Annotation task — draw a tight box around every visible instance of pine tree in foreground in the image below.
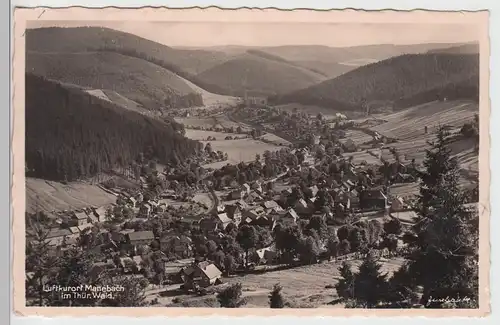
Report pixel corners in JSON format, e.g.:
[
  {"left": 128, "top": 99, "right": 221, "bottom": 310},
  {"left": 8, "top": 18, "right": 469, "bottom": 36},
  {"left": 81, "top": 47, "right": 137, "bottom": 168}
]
[
  {"left": 269, "top": 283, "right": 285, "bottom": 308},
  {"left": 353, "top": 252, "right": 389, "bottom": 308},
  {"left": 404, "top": 126, "right": 479, "bottom": 308},
  {"left": 335, "top": 262, "right": 355, "bottom": 301}
]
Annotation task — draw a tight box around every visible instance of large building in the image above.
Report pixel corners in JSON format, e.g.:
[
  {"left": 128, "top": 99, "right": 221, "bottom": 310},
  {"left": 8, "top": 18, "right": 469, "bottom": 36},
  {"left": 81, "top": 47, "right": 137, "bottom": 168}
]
[{"left": 244, "top": 91, "right": 267, "bottom": 107}]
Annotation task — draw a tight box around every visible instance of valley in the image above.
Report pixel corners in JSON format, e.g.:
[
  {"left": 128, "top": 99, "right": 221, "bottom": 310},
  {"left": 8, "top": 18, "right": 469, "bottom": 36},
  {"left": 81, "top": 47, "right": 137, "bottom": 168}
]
[{"left": 24, "top": 25, "right": 480, "bottom": 310}]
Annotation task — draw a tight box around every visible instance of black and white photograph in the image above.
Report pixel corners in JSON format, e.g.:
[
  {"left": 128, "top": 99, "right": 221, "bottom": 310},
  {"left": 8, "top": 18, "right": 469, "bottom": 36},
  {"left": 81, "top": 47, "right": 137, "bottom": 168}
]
[{"left": 16, "top": 8, "right": 487, "bottom": 313}]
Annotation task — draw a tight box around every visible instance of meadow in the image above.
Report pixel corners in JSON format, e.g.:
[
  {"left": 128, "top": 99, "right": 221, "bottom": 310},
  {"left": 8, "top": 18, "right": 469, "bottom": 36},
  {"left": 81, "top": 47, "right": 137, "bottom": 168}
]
[
  {"left": 201, "top": 138, "right": 285, "bottom": 167},
  {"left": 157, "top": 257, "right": 405, "bottom": 308},
  {"left": 26, "top": 177, "right": 116, "bottom": 214}
]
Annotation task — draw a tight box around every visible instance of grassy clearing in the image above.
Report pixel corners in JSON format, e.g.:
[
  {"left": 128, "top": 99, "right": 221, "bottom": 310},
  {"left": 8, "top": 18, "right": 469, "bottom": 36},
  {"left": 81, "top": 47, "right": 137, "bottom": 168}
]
[
  {"left": 258, "top": 133, "right": 292, "bottom": 146},
  {"left": 274, "top": 103, "right": 343, "bottom": 119},
  {"left": 342, "top": 151, "right": 383, "bottom": 166},
  {"left": 175, "top": 115, "right": 252, "bottom": 132},
  {"left": 339, "top": 130, "right": 373, "bottom": 146},
  {"left": 184, "top": 129, "right": 244, "bottom": 141},
  {"left": 201, "top": 139, "right": 285, "bottom": 165},
  {"left": 26, "top": 177, "right": 116, "bottom": 214},
  {"left": 160, "top": 257, "right": 405, "bottom": 308},
  {"left": 370, "top": 100, "right": 477, "bottom": 141}
]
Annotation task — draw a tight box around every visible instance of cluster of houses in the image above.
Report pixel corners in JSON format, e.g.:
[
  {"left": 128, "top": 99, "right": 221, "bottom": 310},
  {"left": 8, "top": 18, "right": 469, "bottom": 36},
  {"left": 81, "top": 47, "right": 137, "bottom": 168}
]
[{"left": 32, "top": 206, "right": 111, "bottom": 247}]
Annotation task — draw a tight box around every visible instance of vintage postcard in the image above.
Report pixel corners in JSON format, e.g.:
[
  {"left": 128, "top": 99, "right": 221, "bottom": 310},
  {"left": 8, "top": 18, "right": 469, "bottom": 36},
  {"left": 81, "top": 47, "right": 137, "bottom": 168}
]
[{"left": 12, "top": 7, "right": 490, "bottom": 317}]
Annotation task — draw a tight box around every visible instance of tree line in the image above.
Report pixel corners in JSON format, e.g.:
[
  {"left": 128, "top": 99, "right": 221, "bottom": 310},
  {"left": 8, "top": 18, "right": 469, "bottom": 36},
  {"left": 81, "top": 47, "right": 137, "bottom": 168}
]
[
  {"left": 270, "top": 53, "right": 479, "bottom": 111},
  {"left": 25, "top": 73, "right": 203, "bottom": 182}
]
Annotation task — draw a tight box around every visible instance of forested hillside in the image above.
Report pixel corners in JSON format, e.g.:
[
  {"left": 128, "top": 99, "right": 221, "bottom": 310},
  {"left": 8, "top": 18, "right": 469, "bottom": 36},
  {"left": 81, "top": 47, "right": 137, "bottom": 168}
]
[
  {"left": 25, "top": 74, "right": 202, "bottom": 182},
  {"left": 197, "top": 52, "right": 325, "bottom": 97},
  {"left": 27, "top": 51, "right": 203, "bottom": 110},
  {"left": 270, "top": 53, "right": 479, "bottom": 111},
  {"left": 26, "top": 27, "right": 229, "bottom": 74},
  {"left": 26, "top": 27, "right": 234, "bottom": 97}
]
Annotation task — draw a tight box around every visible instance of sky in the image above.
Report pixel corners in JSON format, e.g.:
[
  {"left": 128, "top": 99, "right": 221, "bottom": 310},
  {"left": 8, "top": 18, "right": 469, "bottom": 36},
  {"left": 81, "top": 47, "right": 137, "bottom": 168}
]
[{"left": 29, "top": 21, "right": 480, "bottom": 48}]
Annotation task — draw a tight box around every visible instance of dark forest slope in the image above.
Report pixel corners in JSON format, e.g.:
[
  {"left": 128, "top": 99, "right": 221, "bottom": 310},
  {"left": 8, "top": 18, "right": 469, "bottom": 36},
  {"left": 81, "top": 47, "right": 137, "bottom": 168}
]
[
  {"left": 197, "top": 52, "right": 326, "bottom": 97},
  {"left": 27, "top": 51, "right": 203, "bottom": 110},
  {"left": 270, "top": 53, "right": 479, "bottom": 111},
  {"left": 25, "top": 74, "right": 202, "bottom": 182}
]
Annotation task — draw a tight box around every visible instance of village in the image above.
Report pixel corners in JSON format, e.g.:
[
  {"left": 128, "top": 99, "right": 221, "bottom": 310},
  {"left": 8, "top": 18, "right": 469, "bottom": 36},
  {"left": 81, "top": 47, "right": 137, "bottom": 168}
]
[{"left": 25, "top": 98, "right": 479, "bottom": 307}]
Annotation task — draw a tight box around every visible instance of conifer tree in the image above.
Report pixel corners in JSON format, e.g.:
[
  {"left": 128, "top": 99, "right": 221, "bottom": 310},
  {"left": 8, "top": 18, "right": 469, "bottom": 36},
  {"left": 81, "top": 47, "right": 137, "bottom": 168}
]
[
  {"left": 406, "top": 126, "right": 479, "bottom": 307},
  {"left": 25, "top": 223, "right": 60, "bottom": 306},
  {"left": 353, "top": 252, "right": 389, "bottom": 308},
  {"left": 269, "top": 283, "right": 285, "bottom": 308},
  {"left": 335, "top": 262, "right": 355, "bottom": 301}
]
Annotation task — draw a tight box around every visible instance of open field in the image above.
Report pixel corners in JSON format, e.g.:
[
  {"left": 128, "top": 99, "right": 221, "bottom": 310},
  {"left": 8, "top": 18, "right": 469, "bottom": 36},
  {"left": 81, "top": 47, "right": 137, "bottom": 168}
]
[
  {"left": 342, "top": 150, "right": 383, "bottom": 166},
  {"left": 258, "top": 132, "right": 292, "bottom": 146},
  {"left": 201, "top": 139, "right": 285, "bottom": 167},
  {"left": 370, "top": 100, "right": 477, "bottom": 141},
  {"left": 175, "top": 114, "right": 252, "bottom": 132},
  {"left": 184, "top": 129, "right": 244, "bottom": 141},
  {"left": 389, "top": 182, "right": 420, "bottom": 198},
  {"left": 339, "top": 130, "right": 373, "bottom": 146},
  {"left": 26, "top": 177, "right": 117, "bottom": 214},
  {"left": 153, "top": 257, "right": 406, "bottom": 308},
  {"left": 381, "top": 136, "right": 478, "bottom": 172},
  {"left": 174, "top": 117, "right": 220, "bottom": 128},
  {"left": 274, "top": 103, "right": 343, "bottom": 119},
  {"left": 174, "top": 71, "right": 240, "bottom": 108}
]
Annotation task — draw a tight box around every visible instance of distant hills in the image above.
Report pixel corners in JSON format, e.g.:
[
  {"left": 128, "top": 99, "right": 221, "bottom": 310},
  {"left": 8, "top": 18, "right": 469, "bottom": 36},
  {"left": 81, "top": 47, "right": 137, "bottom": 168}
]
[
  {"left": 26, "top": 27, "right": 229, "bottom": 74},
  {"left": 270, "top": 52, "right": 479, "bottom": 112},
  {"left": 27, "top": 27, "right": 477, "bottom": 103},
  {"left": 25, "top": 73, "right": 202, "bottom": 182},
  {"left": 26, "top": 27, "right": 233, "bottom": 104},
  {"left": 427, "top": 42, "right": 480, "bottom": 55}
]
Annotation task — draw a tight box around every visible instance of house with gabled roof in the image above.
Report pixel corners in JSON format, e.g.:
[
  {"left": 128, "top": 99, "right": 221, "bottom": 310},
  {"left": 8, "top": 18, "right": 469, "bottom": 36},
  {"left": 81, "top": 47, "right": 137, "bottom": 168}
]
[
  {"left": 390, "top": 196, "right": 406, "bottom": 212},
  {"left": 217, "top": 213, "right": 233, "bottom": 230},
  {"left": 139, "top": 203, "right": 152, "bottom": 218},
  {"left": 253, "top": 245, "right": 278, "bottom": 265},
  {"left": 247, "top": 191, "right": 263, "bottom": 203},
  {"left": 77, "top": 223, "right": 93, "bottom": 233},
  {"left": 242, "top": 183, "right": 251, "bottom": 195},
  {"left": 275, "top": 208, "right": 299, "bottom": 225},
  {"left": 262, "top": 200, "right": 283, "bottom": 213},
  {"left": 126, "top": 230, "right": 154, "bottom": 247},
  {"left": 241, "top": 208, "right": 261, "bottom": 222},
  {"left": 127, "top": 197, "right": 137, "bottom": 208},
  {"left": 180, "top": 261, "right": 222, "bottom": 289},
  {"left": 228, "top": 189, "right": 245, "bottom": 200},
  {"left": 225, "top": 204, "right": 242, "bottom": 226},
  {"left": 216, "top": 204, "right": 226, "bottom": 214},
  {"left": 294, "top": 198, "right": 311, "bottom": 216},
  {"left": 71, "top": 211, "right": 89, "bottom": 226},
  {"left": 92, "top": 206, "right": 109, "bottom": 223},
  {"left": 360, "top": 188, "right": 388, "bottom": 210},
  {"left": 160, "top": 235, "right": 192, "bottom": 258}
]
